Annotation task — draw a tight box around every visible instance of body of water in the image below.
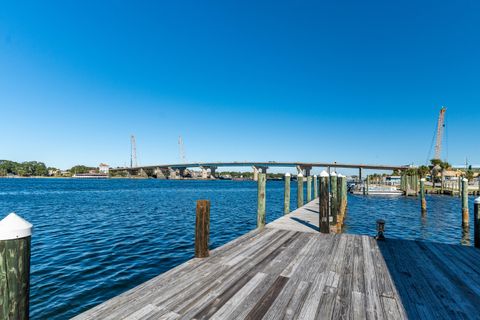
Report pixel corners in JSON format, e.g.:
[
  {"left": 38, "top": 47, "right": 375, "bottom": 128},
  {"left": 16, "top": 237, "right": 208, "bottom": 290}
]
[{"left": 0, "top": 178, "right": 477, "bottom": 319}]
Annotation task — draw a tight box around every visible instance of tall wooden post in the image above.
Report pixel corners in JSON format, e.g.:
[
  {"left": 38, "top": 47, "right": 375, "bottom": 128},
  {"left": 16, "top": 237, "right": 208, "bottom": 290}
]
[
  {"left": 297, "top": 173, "right": 304, "bottom": 208},
  {"left": 319, "top": 171, "right": 330, "bottom": 233},
  {"left": 420, "top": 178, "right": 427, "bottom": 214},
  {"left": 195, "top": 200, "right": 210, "bottom": 258},
  {"left": 415, "top": 174, "right": 419, "bottom": 195},
  {"left": 307, "top": 175, "right": 312, "bottom": 203},
  {"left": 313, "top": 175, "right": 318, "bottom": 198},
  {"left": 462, "top": 178, "right": 469, "bottom": 227},
  {"left": 458, "top": 177, "right": 462, "bottom": 197},
  {"left": 284, "top": 173, "right": 291, "bottom": 215},
  {"left": 366, "top": 175, "right": 369, "bottom": 195},
  {"left": 474, "top": 197, "right": 480, "bottom": 248},
  {"left": 337, "top": 174, "right": 347, "bottom": 227},
  {"left": 0, "top": 213, "right": 33, "bottom": 320},
  {"left": 330, "top": 172, "right": 338, "bottom": 225},
  {"left": 441, "top": 170, "right": 445, "bottom": 193},
  {"left": 257, "top": 173, "right": 266, "bottom": 228}
]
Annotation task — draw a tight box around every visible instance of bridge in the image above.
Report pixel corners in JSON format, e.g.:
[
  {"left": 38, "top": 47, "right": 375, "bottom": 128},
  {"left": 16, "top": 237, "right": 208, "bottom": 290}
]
[{"left": 110, "top": 161, "right": 412, "bottom": 180}]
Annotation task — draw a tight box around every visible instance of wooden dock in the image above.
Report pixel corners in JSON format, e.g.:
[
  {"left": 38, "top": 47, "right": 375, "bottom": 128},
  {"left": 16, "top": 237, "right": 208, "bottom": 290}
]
[{"left": 74, "top": 200, "right": 480, "bottom": 319}]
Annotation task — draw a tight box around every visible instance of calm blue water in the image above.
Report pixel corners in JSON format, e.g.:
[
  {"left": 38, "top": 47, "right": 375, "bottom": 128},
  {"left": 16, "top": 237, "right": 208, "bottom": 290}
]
[{"left": 0, "top": 178, "right": 477, "bottom": 319}]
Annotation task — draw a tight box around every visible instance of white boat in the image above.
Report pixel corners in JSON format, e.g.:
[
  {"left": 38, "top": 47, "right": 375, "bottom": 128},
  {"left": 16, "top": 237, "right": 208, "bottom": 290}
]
[
  {"left": 72, "top": 173, "right": 109, "bottom": 179},
  {"left": 350, "top": 184, "right": 403, "bottom": 195}
]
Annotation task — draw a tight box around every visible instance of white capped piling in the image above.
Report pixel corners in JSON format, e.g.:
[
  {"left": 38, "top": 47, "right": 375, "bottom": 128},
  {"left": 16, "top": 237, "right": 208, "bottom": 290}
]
[
  {"left": 313, "top": 175, "right": 318, "bottom": 199},
  {"left": 307, "top": 175, "right": 312, "bottom": 203},
  {"left": 297, "top": 173, "right": 304, "bottom": 208},
  {"left": 0, "top": 213, "right": 33, "bottom": 320},
  {"left": 319, "top": 170, "right": 330, "bottom": 233},
  {"left": 474, "top": 197, "right": 480, "bottom": 248},
  {"left": 284, "top": 173, "right": 291, "bottom": 215},
  {"left": 257, "top": 173, "right": 266, "bottom": 228},
  {"left": 462, "top": 178, "right": 469, "bottom": 227}
]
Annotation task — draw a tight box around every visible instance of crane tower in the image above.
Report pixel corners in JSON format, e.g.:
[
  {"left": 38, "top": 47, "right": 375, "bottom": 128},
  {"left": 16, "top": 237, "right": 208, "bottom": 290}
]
[
  {"left": 130, "top": 135, "right": 138, "bottom": 168},
  {"left": 434, "top": 107, "right": 447, "bottom": 160}
]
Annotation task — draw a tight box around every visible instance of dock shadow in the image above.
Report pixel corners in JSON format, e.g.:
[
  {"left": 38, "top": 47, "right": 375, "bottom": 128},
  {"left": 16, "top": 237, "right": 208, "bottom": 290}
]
[
  {"left": 376, "top": 237, "right": 480, "bottom": 319},
  {"left": 289, "top": 217, "right": 319, "bottom": 232},
  {"left": 304, "top": 208, "right": 319, "bottom": 214}
]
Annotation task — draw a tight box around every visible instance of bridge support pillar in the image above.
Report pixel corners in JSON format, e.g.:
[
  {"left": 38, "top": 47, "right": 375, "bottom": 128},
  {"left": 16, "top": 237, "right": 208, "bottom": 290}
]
[
  {"left": 154, "top": 167, "right": 167, "bottom": 179},
  {"left": 168, "top": 167, "right": 177, "bottom": 179},
  {"left": 200, "top": 166, "right": 217, "bottom": 179},
  {"left": 359, "top": 168, "right": 362, "bottom": 182},
  {"left": 296, "top": 165, "right": 312, "bottom": 177},
  {"left": 139, "top": 168, "right": 148, "bottom": 178},
  {"left": 210, "top": 166, "right": 217, "bottom": 178},
  {"left": 252, "top": 166, "right": 268, "bottom": 181}
]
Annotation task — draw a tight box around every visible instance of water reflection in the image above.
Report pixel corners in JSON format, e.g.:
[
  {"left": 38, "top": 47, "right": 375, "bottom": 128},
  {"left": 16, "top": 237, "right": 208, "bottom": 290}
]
[{"left": 461, "top": 225, "right": 470, "bottom": 246}]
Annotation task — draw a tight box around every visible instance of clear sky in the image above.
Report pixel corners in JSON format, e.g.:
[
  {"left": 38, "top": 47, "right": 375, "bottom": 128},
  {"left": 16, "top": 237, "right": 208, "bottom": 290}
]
[{"left": 1, "top": 1, "right": 479, "bottom": 170}]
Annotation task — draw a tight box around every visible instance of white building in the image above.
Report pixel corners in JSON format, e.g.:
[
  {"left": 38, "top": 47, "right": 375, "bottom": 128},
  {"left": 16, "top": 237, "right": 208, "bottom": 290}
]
[{"left": 99, "top": 163, "right": 110, "bottom": 174}]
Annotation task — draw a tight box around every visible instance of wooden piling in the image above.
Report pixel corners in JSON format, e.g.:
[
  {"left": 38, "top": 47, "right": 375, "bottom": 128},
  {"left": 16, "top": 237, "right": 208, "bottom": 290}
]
[
  {"left": 458, "top": 177, "right": 462, "bottom": 198},
  {"left": 365, "top": 175, "right": 369, "bottom": 195},
  {"left": 330, "top": 172, "right": 338, "bottom": 225},
  {"left": 0, "top": 213, "right": 33, "bottom": 320},
  {"left": 441, "top": 170, "right": 445, "bottom": 193},
  {"left": 319, "top": 171, "right": 330, "bottom": 233},
  {"left": 307, "top": 175, "right": 312, "bottom": 203},
  {"left": 474, "top": 197, "right": 480, "bottom": 248},
  {"left": 257, "top": 173, "right": 266, "bottom": 228},
  {"left": 297, "top": 173, "right": 304, "bottom": 208},
  {"left": 313, "top": 175, "right": 318, "bottom": 199},
  {"left": 462, "top": 178, "right": 469, "bottom": 227},
  {"left": 420, "top": 178, "right": 427, "bottom": 214},
  {"left": 195, "top": 200, "right": 210, "bottom": 258},
  {"left": 337, "top": 174, "right": 347, "bottom": 229},
  {"left": 284, "top": 173, "right": 291, "bottom": 215}
]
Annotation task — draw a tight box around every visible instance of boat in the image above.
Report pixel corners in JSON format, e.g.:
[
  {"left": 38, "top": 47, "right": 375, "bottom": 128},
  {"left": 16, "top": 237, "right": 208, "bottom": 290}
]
[
  {"left": 72, "top": 173, "right": 109, "bottom": 179},
  {"left": 350, "top": 183, "right": 403, "bottom": 195}
]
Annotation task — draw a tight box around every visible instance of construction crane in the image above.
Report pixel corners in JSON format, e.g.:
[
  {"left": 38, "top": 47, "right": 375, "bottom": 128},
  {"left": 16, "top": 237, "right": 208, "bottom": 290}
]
[
  {"left": 178, "top": 135, "right": 186, "bottom": 163},
  {"left": 130, "top": 135, "right": 138, "bottom": 168},
  {"left": 434, "top": 107, "right": 447, "bottom": 160}
]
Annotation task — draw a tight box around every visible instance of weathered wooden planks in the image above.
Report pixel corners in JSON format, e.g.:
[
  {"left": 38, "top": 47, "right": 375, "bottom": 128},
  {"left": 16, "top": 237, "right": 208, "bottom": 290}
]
[{"left": 74, "top": 204, "right": 480, "bottom": 320}]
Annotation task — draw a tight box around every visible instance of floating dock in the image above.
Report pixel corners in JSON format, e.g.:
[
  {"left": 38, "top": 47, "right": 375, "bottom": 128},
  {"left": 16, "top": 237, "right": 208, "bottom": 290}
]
[{"left": 74, "top": 199, "right": 480, "bottom": 319}]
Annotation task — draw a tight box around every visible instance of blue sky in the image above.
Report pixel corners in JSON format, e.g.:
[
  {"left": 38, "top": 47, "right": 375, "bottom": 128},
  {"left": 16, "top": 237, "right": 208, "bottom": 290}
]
[{"left": 1, "top": 1, "right": 479, "bottom": 171}]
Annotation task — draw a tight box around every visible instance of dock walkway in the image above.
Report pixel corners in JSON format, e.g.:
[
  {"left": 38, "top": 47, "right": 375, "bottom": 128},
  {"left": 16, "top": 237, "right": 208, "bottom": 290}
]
[{"left": 74, "top": 200, "right": 480, "bottom": 319}]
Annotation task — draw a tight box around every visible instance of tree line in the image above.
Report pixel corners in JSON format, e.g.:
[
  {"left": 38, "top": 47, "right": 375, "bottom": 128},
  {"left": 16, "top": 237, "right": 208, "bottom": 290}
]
[
  {"left": 0, "top": 160, "right": 49, "bottom": 176},
  {"left": 0, "top": 160, "right": 97, "bottom": 177}
]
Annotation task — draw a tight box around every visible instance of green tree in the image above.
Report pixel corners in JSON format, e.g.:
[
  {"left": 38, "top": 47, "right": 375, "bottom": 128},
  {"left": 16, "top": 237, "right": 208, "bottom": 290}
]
[{"left": 70, "top": 165, "right": 96, "bottom": 174}]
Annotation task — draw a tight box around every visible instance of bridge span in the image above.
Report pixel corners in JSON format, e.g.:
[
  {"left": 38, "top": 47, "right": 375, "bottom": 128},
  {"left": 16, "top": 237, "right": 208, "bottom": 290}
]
[{"left": 110, "top": 161, "right": 412, "bottom": 180}]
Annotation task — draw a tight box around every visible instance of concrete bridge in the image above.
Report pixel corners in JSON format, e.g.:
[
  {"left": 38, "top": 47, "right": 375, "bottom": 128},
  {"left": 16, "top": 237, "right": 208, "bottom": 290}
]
[{"left": 110, "top": 161, "right": 412, "bottom": 180}]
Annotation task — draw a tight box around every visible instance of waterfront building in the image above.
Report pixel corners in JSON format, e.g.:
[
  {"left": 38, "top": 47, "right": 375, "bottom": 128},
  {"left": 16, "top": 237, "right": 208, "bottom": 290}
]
[{"left": 99, "top": 163, "right": 110, "bottom": 174}]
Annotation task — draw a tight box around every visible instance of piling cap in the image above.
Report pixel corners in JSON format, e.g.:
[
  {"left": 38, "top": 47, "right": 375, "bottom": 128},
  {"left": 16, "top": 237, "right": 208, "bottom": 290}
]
[
  {"left": 0, "top": 213, "right": 33, "bottom": 240},
  {"left": 337, "top": 174, "right": 345, "bottom": 178},
  {"left": 463, "top": 178, "right": 468, "bottom": 182},
  {"left": 475, "top": 197, "right": 480, "bottom": 204},
  {"left": 330, "top": 171, "right": 337, "bottom": 176},
  {"left": 320, "top": 170, "right": 329, "bottom": 177},
  {"left": 297, "top": 173, "right": 303, "bottom": 177},
  {"left": 285, "top": 172, "right": 291, "bottom": 177},
  {"left": 420, "top": 178, "right": 426, "bottom": 182}
]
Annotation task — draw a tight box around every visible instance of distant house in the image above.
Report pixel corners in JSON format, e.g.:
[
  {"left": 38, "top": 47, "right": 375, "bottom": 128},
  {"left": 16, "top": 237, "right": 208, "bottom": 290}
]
[
  {"left": 384, "top": 176, "right": 401, "bottom": 186},
  {"left": 99, "top": 163, "right": 110, "bottom": 174},
  {"left": 443, "top": 170, "right": 462, "bottom": 180}
]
